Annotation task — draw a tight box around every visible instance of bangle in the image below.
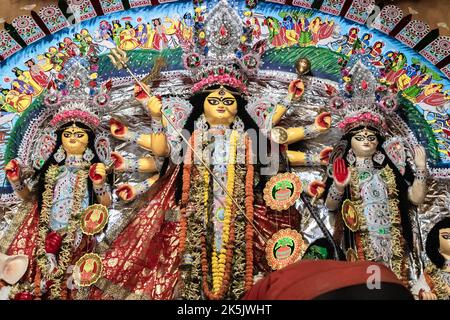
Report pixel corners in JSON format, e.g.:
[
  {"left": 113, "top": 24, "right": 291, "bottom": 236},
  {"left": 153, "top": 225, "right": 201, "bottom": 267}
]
[
  {"left": 415, "top": 167, "right": 427, "bottom": 182},
  {"left": 93, "top": 183, "right": 110, "bottom": 196},
  {"left": 329, "top": 183, "right": 344, "bottom": 201},
  {"left": 135, "top": 179, "right": 153, "bottom": 196},
  {"left": 124, "top": 158, "right": 140, "bottom": 173},
  {"left": 305, "top": 153, "right": 319, "bottom": 166},
  {"left": 11, "top": 180, "right": 26, "bottom": 192},
  {"left": 124, "top": 131, "right": 140, "bottom": 144},
  {"left": 282, "top": 96, "right": 293, "bottom": 109},
  {"left": 303, "top": 124, "right": 317, "bottom": 140},
  {"left": 150, "top": 117, "right": 164, "bottom": 134}
]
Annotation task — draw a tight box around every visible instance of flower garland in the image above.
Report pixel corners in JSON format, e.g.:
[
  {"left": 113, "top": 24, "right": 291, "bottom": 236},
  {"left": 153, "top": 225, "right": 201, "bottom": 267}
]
[
  {"left": 179, "top": 134, "right": 195, "bottom": 254},
  {"left": 179, "top": 130, "right": 254, "bottom": 299},
  {"left": 179, "top": 132, "right": 206, "bottom": 299},
  {"left": 244, "top": 136, "right": 255, "bottom": 291},
  {"left": 36, "top": 165, "right": 88, "bottom": 299},
  {"left": 50, "top": 110, "right": 100, "bottom": 129},
  {"left": 213, "top": 130, "right": 238, "bottom": 293},
  {"left": 182, "top": 165, "right": 205, "bottom": 299},
  {"left": 228, "top": 163, "right": 247, "bottom": 299},
  {"left": 200, "top": 130, "right": 239, "bottom": 298}
]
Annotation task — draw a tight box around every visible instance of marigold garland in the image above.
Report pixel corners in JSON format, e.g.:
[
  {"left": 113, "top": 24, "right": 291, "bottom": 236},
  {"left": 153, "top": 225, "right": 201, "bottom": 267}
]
[
  {"left": 206, "top": 130, "right": 238, "bottom": 295},
  {"left": 179, "top": 134, "right": 195, "bottom": 254},
  {"left": 33, "top": 267, "right": 41, "bottom": 299},
  {"left": 179, "top": 129, "right": 255, "bottom": 299},
  {"left": 244, "top": 136, "right": 255, "bottom": 291}
]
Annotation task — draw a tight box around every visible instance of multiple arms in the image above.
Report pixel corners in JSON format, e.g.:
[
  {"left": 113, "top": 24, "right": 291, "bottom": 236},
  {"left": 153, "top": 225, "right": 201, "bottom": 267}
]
[
  {"left": 110, "top": 83, "right": 168, "bottom": 201},
  {"left": 5, "top": 159, "right": 112, "bottom": 207}
]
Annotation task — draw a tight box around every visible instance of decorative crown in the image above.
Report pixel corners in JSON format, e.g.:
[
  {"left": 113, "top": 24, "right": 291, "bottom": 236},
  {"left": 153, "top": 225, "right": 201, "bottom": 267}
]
[
  {"left": 329, "top": 55, "right": 398, "bottom": 134},
  {"left": 182, "top": 0, "right": 265, "bottom": 95},
  {"left": 44, "top": 56, "right": 110, "bottom": 130}
]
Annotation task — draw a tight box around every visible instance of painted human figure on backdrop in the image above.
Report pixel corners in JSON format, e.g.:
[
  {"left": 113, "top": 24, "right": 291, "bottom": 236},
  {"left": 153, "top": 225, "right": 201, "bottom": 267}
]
[
  {"left": 24, "top": 59, "right": 50, "bottom": 88},
  {"left": 325, "top": 58, "right": 427, "bottom": 282},
  {"left": 152, "top": 18, "right": 169, "bottom": 51},
  {"left": 119, "top": 22, "right": 140, "bottom": 51},
  {"left": 87, "top": 1, "right": 332, "bottom": 300},
  {"left": 411, "top": 218, "right": 450, "bottom": 300},
  {"left": 0, "top": 57, "right": 112, "bottom": 300}
]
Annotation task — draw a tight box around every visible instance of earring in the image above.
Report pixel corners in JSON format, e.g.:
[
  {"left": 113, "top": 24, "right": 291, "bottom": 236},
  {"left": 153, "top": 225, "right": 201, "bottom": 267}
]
[
  {"left": 83, "top": 148, "right": 95, "bottom": 162},
  {"left": 53, "top": 146, "right": 66, "bottom": 163},
  {"left": 346, "top": 149, "right": 356, "bottom": 166},
  {"left": 373, "top": 151, "right": 385, "bottom": 165}
]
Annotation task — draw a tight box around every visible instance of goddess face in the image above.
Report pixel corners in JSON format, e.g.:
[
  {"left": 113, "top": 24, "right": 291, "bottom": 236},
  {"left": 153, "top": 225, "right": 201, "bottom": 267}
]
[
  {"left": 439, "top": 227, "right": 450, "bottom": 259},
  {"left": 61, "top": 124, "right": 89, "bottom": 155},
  {"left": 350, "top": 128, "right": 379, "bottom": 158},
  {"left": 203, "top": 87, "right": 238, "bottom": 127}
]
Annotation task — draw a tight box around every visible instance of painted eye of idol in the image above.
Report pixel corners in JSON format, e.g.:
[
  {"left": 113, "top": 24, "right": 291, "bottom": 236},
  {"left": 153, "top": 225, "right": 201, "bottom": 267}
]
[
  {"left": 440, "top": 230, "right": 450, "bottom": 240},
  {"left": 206, "top": 97, "right": 236, "bottom": 106},
  {"left": 354, "top": 134, "right": 377, "bottom": 142},
  {"left": 439, "top": 227, "right": 450, "bottom": 257},
  {"left": 63, "top": 129, "right": 87, "bottom": 140}
]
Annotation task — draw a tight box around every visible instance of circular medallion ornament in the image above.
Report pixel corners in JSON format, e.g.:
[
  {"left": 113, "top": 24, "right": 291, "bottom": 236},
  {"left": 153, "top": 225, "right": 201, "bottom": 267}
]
[
  {"left": 245, "top": 0, "right": 257, "bottom": 9},
  {"left": 242, "top": 53, "right": 260, "bottom": 71},
  {"left": 73, "top": 253, "right": 103, "bottom": 287},
  {"left": 263, "top": 173, "right": 302, "bottom": 211},
  {"left": 329, "top": 96, "right": 346, "bottom": 112},
  {"left": 379, "top": 95, "right": 398, "bottom": 113},
  {"left": 93, "top": 93, "right": 110, "bottom": 107},
  {"left": 44, "top": 8, "right": 56, "bottom": 17},
  {"left": 410, "top": 20, "right": 429, "bottom": 35},
  {"left": 295, "top": 57, "right": 311, "bottom": 76},
  {"left": 341, "top": 199, "right": 359, "bottom": 232},
  {"left": 183, "top": 52, "right": 202, "bottom": 69},
  {"left": 383, "top": 5, "right": 402, "bottom": 21},
  {"left": 270, "top": 127, "right": 288, "bottom": 144},
  {"left": 14, "top": 17, "right": 30, "bottom": 29},
  {"left": 80, "top": 204, "right": 109, "bottom": 235},
  {"left": 265, "top": 228, "right": 305, "bottom": 270}
]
